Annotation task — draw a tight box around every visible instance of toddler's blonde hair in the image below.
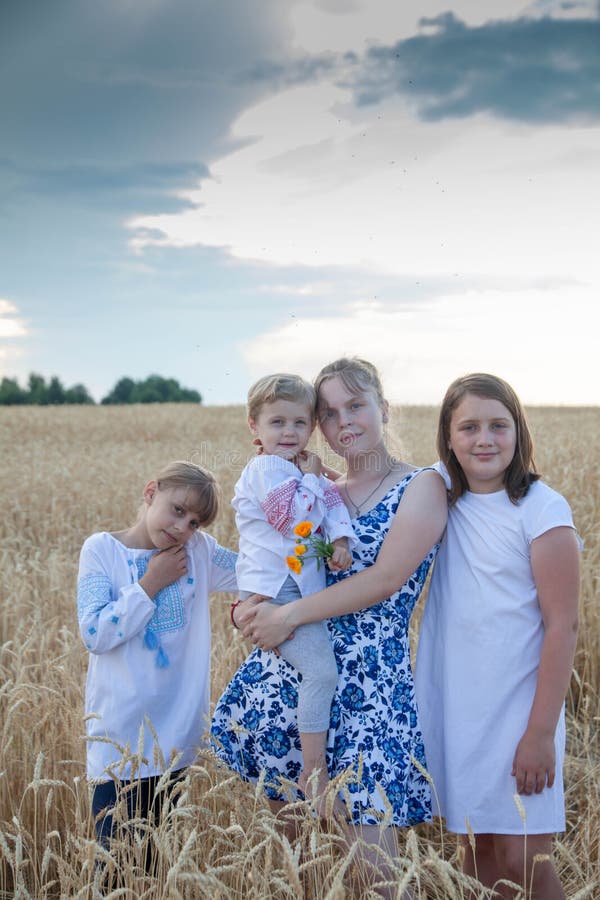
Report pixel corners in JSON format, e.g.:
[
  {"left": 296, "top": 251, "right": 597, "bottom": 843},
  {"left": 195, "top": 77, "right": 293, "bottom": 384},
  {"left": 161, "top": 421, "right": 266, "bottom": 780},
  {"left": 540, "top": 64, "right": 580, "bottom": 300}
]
[{"left": 247, "top": 373, "right": 316, "bottom": 421}]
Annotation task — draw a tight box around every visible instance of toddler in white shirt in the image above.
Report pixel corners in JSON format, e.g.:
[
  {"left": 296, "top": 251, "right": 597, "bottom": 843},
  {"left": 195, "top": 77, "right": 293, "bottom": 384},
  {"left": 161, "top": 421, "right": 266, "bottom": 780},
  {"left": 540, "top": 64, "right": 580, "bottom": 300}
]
[{"left": 233, "top": 373, "right": 355, "bottom": 814}]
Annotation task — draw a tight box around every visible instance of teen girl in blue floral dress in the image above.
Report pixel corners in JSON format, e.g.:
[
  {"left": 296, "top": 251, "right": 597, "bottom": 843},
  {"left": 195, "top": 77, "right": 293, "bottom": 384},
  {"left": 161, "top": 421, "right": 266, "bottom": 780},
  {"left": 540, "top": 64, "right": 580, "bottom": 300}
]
[{"left": 211, "top": 358, "right": 447, "bottom": 869}]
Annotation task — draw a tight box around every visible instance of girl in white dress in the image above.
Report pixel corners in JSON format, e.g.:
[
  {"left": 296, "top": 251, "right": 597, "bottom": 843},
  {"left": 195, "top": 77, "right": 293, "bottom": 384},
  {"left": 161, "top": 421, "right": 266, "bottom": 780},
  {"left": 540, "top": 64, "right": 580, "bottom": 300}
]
[{"left": 416, "top": 374, "right": 580, "bottom": 900}]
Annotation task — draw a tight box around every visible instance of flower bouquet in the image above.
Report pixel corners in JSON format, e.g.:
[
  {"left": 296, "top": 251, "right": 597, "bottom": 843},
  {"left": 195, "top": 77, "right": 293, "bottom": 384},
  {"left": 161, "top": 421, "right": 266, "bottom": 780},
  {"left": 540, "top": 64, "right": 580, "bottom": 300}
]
[{"left": 286, "top": 520, "right": 334, "bottom": 574}]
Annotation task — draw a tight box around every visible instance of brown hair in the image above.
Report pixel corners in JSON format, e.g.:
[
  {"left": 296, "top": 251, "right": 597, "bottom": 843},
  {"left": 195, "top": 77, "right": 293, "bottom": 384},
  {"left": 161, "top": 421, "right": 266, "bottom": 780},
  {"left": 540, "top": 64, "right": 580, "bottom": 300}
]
[
  {"left": 246, "top": 373, "right": 316, "bottom": 421},
  {"left": 155, "top": 460, "right": 220, "bottom": 526},
  {"left": 437, "top": 373, "right": 539, "bottom": 505},
  {"left": 314, "top": 357, "right": 386, "bottom": 416}
]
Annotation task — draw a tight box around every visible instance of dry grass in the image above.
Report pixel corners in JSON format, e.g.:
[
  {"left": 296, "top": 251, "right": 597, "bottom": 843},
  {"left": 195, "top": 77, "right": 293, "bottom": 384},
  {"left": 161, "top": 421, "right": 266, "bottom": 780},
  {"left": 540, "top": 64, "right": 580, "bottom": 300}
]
[{"left": 0, "top": 403, "right": 598, "bottom": 898}]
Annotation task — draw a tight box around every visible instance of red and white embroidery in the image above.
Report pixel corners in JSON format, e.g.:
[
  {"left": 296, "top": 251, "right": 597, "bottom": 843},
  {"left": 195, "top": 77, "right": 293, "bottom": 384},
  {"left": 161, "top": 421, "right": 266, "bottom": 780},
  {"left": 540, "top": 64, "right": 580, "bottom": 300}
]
[
  {"left": 324, "top": 484, "right": 344, "bottom": 510},
  {"left": 261, "top": 480, "right": 298, "bottom": 534}
]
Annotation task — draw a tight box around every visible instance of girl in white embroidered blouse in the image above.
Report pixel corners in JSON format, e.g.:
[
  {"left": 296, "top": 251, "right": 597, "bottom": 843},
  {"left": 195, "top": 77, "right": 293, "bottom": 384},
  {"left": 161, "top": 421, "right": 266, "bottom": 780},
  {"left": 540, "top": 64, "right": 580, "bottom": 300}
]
[{"left": 77, "top": 460, "right": 237, "bottom": 865}]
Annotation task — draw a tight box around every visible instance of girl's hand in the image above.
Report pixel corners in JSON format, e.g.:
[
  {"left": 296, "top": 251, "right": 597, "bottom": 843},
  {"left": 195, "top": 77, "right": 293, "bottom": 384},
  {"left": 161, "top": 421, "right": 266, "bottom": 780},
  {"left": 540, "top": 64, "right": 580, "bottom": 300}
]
[
  {"left": 242, "top": 601, "right": 295, "bottom": 650},
  {"left": 512, "top": 727, "right": 556, "bottom": 794},
  {"left": 140, "top": 546, "right": 187, "bottom": 598},
  {"left": 296, "top": 450, "right": 322, "bottom": 476}
]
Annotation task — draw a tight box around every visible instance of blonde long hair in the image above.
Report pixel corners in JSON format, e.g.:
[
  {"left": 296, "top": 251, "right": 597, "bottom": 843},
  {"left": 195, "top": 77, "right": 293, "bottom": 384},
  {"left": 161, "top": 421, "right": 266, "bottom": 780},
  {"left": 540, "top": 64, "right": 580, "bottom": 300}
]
[{"left": 314, "top": 358, "right": 386, "bottom": 417}]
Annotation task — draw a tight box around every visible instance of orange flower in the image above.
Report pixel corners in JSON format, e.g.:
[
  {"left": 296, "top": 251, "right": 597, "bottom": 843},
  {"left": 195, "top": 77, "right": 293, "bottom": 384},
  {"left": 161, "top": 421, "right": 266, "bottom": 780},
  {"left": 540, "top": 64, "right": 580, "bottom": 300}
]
[
  {"left": 293, "top": 521, "right": 313, "bottom": 539},
  {"left": 286, "top": 555, "right": 302, "bottom": 575},
  {"left": 289, "top": 520, "right": 335, "bottom": 573}
]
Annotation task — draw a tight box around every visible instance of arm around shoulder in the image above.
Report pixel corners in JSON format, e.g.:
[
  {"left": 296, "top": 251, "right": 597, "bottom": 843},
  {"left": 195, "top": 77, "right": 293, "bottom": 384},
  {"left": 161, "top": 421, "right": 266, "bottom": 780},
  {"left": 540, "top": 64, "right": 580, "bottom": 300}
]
[
  {"left": 367, "top": 467, "right": 447, "bottom": 595},
  {"left": 286, "top": 468, "right": 447, "bottom": 626}
]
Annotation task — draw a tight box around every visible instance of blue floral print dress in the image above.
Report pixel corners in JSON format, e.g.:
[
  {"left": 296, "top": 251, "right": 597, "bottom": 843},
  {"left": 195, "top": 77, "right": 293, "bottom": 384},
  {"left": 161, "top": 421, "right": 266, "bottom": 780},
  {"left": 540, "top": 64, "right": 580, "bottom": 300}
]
[{"left": 211, "top": 470, "right": 439, "bottom": 826}]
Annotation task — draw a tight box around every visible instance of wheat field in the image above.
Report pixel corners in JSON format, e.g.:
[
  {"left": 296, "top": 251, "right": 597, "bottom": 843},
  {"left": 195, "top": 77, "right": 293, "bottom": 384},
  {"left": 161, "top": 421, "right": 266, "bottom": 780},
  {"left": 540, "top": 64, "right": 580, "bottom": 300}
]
[{"left": 0, "top": 403, "right": 598, "bottom": 898}]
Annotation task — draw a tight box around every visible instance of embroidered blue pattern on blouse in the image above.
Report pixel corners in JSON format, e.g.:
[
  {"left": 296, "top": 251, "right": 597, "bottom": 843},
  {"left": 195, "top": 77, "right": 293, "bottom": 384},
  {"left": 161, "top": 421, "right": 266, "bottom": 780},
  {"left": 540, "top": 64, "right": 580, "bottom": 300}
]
[
  {"left": 212, "top": 545, "right": 237, "bottom": 571},
  {"left": 135, "top": 557, "right": 185, "bottom": 634},
  {"left": 77, "top": 574, "right": 112, "bottom": 617}
]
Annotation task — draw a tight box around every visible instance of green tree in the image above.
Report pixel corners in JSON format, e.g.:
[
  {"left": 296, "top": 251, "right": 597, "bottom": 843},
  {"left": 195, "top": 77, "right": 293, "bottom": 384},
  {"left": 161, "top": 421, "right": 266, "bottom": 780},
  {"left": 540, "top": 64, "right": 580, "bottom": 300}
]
[
  {"left": 46, "top": 375, "right": 66, "bottom": 405},
  {"left": 0, "top": 377, "right": 27, "bottom": 405},
  {"left": 0, "top": 374, "right": 97, "bottom": 405},
  {"left": 101, "top": 377, "right": 136, "bottom": 405},
  {"left": 101, "top": 375, "right": 201, "bottom": 404},
  {"left": 132, "top": 374, "right": 170, "bottom": 403},
  {"left": 64, "top": 383, "right": 95, "bottom": 404},
  {"left": 27, "top": 372, "right": 48, "bottom": 404}
]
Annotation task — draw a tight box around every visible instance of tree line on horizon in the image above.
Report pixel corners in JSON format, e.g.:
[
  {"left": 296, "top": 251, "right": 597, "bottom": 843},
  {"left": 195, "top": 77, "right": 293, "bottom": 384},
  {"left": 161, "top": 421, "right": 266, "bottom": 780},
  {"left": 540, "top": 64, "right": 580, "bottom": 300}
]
[{"left": 0, "top": 373, "right": 202, "bottom": 406}]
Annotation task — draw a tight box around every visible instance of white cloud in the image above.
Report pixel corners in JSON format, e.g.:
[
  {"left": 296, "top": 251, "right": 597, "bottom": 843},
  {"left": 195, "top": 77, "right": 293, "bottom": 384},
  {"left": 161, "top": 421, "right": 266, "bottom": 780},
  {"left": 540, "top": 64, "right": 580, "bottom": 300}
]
[
  {"left": 128, "top": 79, "right": 599, "bottom": 284},
  {"left": 239, "top": 284, "right": 599, "bottom": 406},
  {"left": 125, "top": 1, "right": 600, "bottom": 406},
  {"left": 0, "top": 299, "right": 27, "bottom": 339},
  {"left": 258, "top": 280, "right": 339, "bottom": 296}
]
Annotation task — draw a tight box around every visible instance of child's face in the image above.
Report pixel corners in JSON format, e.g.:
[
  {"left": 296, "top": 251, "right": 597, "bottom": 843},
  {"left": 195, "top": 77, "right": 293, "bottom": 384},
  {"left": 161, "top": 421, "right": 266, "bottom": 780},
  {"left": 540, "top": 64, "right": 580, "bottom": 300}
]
[
  {"left": 448, "top": 393, "right": 517, "bottom": 494},
  {"left": 142, "top": 485, "right": 203, "bottom": 549},
  {"left": 248, "top": 399, "right": 314, "bottom": 460}
]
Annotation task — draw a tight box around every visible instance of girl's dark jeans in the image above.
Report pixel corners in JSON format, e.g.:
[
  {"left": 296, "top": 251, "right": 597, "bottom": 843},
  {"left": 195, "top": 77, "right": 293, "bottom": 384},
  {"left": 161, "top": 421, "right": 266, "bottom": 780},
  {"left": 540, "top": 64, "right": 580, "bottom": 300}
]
[{"left": 92, "top": 770, "right": 186, "bottom": 871}]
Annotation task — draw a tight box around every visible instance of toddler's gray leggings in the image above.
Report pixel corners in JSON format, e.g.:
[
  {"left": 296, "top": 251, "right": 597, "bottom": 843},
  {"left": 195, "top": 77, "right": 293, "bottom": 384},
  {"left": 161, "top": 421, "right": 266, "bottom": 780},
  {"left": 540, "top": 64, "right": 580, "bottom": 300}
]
[{"left": 242, "top": 576, "right": 338, "bottom": 733}]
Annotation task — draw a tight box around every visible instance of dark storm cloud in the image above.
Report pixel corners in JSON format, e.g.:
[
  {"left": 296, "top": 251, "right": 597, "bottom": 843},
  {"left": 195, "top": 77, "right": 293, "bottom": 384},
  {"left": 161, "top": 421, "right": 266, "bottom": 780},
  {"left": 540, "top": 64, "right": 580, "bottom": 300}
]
[
  {"left": 354, "top": 11, "right": 600, "bottom": 122},
  {"left": 0, "top": 159, "right": 208, "bottom": 213},
  {"left": 241, "top": 9, "right": 600, "bottom": 125},
  {"left": 0, "top": 0, "right": 290, "bottom": 207}
]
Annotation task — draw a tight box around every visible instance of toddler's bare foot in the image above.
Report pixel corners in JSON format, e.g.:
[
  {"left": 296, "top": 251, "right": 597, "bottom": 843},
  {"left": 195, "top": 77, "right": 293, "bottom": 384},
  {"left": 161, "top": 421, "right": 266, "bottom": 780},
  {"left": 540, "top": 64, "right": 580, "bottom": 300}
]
[{"left": 299, "top": 768, "right": 346, "bottom": 821}]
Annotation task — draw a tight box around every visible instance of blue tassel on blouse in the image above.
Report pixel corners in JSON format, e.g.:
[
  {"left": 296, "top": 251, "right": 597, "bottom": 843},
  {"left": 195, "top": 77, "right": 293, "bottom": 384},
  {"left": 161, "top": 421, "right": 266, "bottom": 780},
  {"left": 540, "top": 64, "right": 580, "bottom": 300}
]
[
  {"left": 144, "top": 628, "right": 170, "bottom": 668},
  {"left": 156, "top": 646, "right": 170, "bottom": 668},
  {"left": 144, "top": 628, "right": 158, "bottom": 651}
]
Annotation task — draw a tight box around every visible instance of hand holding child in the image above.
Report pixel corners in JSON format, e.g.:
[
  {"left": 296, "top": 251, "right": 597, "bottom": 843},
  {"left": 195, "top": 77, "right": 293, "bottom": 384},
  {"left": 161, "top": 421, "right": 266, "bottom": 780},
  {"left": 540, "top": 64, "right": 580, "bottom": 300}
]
[
  {"left": 233, "top": 594, "right": 271, "bottom": 629},
  {"left": 242, "top": 600, "right": 295, "bottom": 650},
  {"left": 512, "top": 726, "right": 556, "bottom": 795},
  {"left": 139, "top": 545, "right": 188, "bottom": 599}
]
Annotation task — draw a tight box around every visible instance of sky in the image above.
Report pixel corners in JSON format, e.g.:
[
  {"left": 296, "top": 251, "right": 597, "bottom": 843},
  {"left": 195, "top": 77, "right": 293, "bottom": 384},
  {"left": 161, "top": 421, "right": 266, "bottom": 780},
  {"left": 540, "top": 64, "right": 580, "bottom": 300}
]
[{"left": 1, "top": 0, "right": 599, "bottom": 407}]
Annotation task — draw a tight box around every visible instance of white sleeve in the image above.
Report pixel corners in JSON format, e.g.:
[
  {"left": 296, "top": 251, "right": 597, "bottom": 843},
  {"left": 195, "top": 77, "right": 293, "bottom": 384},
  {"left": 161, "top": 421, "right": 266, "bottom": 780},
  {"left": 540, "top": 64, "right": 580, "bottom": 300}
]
[
  {"left": 198, "top": 534, "right": 238, "bottom": 593},
  {"left": 244, "top": 456, "right": 327, "bottom": 536},
  {"left": 431, "top": 460, "right": 452, "bottom": 490},
  {"left": 525, "top": 486, "right": 579, "bottom": 544},
  {"left": 321, "top": 481, "right": 357, "bottom": 546},
  {"left": 77, "top": 537, "right": 155, "bottom": 654}
]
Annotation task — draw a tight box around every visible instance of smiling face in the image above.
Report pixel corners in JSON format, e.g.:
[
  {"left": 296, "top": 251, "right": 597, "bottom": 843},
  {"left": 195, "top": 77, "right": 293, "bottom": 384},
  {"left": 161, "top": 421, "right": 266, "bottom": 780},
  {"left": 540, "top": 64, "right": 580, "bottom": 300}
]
[
  {"left": 317, "top": 375, "right": 388, "bottom": 459},
  {"left": 448, "top": 393, "right": 517, "bottom": 494},
  {"left": 141, "top": 484, "right": 204, "bottom": 549},
  {"left": 248, "top": 398, "right": 315, "bottom": 460}
]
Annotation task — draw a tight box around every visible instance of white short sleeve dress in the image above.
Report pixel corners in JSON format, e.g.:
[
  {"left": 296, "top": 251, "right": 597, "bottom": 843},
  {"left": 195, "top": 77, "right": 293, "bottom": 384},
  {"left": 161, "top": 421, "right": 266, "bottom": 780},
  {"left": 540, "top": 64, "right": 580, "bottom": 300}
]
[{"left": 415, "top": 476, "right": 579, "bottom": 835}]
